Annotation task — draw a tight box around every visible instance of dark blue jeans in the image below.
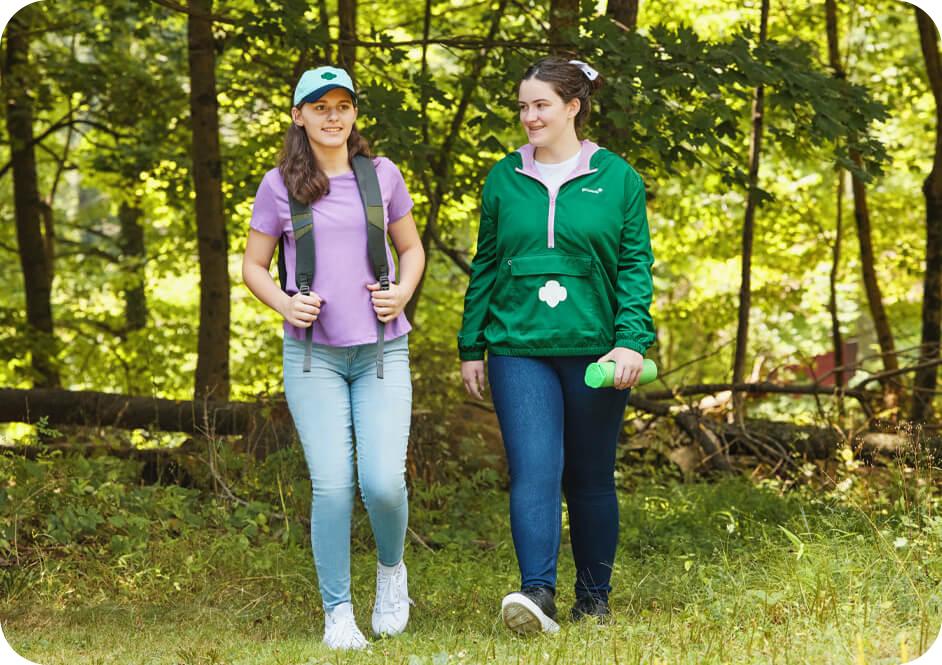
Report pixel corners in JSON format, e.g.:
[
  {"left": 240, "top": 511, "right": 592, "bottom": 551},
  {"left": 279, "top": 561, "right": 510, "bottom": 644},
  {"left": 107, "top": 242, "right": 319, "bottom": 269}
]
[{"left": 488, "top": 354, "right": 629, "bottom": 601}]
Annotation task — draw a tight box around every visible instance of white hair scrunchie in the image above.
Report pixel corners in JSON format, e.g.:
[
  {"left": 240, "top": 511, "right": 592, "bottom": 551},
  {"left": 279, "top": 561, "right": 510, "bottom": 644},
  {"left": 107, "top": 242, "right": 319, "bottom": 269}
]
[{"left": 568, "top": 60, "right": 599, "bottom": 81}]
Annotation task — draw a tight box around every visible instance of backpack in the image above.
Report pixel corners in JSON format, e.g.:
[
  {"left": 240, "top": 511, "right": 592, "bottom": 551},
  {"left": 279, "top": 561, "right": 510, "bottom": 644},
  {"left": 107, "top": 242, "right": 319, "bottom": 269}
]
[{"left": 277, "top": 154, "right": 390, "bottom": 378}]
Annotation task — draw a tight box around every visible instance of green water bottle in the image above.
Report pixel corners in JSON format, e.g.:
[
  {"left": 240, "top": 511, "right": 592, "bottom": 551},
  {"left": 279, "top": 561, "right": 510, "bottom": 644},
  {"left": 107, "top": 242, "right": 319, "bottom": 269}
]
[{"left": 584, "top": 358, "right": 658, "bottom": 389}]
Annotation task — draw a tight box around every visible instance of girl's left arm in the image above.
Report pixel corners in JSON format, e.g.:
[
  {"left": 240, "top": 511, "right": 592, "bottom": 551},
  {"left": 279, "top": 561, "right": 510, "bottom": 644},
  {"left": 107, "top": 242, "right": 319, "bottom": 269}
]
[
  {"left": 597, "top": 168, "right": 656, "bottom": 389},
  {"left": 367, "top": 210, "right": 426, "bottom": 322},
  {"left": 613, "top": 169, "right": 655, "bottom": 354}
]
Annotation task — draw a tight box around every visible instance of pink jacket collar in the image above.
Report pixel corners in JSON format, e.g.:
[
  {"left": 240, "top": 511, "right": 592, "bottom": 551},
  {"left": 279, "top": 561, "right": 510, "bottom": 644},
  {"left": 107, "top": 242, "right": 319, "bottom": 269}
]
[{"left": 515, "top": 139, "right": 601, "bottom": 179}]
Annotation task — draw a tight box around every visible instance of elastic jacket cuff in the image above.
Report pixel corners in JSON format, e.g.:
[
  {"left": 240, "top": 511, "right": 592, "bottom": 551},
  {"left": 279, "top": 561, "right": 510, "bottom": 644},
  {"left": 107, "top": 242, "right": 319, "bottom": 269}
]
[
  {"left": 614, "top": 336, "right": 649, "bottom": 356},
  {"left": 459, "top": 348, "right": 486, "bottom": 361}
]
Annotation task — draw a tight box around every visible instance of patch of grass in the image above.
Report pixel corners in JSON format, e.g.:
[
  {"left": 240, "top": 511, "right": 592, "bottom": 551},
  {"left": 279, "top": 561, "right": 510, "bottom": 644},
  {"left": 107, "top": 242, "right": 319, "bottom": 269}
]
[{"left": 1, "top": 442, "right": 940, "bottom": 664}]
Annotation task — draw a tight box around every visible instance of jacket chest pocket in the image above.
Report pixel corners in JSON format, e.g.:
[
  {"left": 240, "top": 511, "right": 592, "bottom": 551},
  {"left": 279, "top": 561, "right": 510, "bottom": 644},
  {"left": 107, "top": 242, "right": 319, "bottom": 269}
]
[{"left": 501, "top": 252, "right": 614, "bottom": 333}]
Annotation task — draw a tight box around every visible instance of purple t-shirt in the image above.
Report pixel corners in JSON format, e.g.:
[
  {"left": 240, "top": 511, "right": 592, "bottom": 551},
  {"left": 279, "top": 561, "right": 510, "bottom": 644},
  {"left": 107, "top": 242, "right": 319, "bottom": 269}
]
[{"left": 250, "top": 157, "right": 414, "bottom": 346}]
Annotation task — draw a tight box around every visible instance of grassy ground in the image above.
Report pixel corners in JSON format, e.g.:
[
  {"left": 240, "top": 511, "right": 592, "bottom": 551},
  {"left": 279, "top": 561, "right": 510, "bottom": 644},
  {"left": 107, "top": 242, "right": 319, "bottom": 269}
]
[{"left": 1, "top": 445, "right": 940, "bottom": 664}]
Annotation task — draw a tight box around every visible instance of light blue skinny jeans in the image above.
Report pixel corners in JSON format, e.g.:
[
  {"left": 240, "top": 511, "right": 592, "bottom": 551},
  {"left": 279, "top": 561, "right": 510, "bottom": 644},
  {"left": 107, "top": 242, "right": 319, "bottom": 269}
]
[{"left": 283, "top": 333, "right": 412, "bottom": 610}]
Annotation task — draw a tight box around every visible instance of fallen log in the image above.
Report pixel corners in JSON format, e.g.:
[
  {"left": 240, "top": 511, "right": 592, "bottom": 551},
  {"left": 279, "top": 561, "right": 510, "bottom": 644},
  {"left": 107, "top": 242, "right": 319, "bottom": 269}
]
[
  {"left": 0, "top": 387, "right": 295, "bottom": 454},
  {"left": 704, "top": 419, "right": 939, "bottom": 464},
  {"left": 628, "top": 394, "right": 733, "bottom": 471},
  {"left": 1, "top": 388, "right": 934, "bottom": 473},
  {"left": 625, "top": 390, "right": 938, "bottom": 471}
]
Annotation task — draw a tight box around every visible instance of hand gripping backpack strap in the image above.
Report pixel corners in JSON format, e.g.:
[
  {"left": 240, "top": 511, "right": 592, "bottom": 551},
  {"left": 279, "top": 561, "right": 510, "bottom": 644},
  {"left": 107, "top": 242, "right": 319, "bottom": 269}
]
[
  {"left": 351, "top": 154, "right": 389, "bottom": 379},
  {"left": 288, "top": 195, "right": 316, "bottom": 372}
]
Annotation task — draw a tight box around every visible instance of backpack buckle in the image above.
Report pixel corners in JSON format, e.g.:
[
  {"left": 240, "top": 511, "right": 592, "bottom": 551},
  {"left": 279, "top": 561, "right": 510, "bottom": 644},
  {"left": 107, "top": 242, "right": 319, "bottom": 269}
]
[{"left": 297, "top": 275, "right": 311, "bottom": 295}]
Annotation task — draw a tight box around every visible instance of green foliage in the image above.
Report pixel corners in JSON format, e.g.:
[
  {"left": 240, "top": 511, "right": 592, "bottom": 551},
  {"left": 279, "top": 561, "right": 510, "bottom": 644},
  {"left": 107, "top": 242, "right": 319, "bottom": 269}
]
[
  {"left": 0, "top": 1, "right": 930, "bottom": 413},
  {"left": 1, "top": 440, "right": 939, "bottom": 663}
]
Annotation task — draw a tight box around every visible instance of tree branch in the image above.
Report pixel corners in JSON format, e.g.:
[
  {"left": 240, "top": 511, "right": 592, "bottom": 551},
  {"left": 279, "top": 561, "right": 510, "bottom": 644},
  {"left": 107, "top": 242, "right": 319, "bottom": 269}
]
[
  {"left": 150, "top": 0, "right": 238, "bottom": 24},
  {"left": 640, "top": 381, "right": 873, "bottom": 406},
  {"left": 856, "top": 357, "right": 942, "bottom": 389},
  {"left": 430, "top": 230, "right": 472, "bottom": 275},
  {"left": 0, "top": 117, "right": 126, "bottom": 180},
  {"left": 336, "top": 36, "right": 563, "bottom": 50}
]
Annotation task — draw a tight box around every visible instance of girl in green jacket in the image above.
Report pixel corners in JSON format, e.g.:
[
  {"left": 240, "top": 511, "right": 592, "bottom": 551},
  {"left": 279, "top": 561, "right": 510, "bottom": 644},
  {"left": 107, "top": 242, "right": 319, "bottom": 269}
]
[{"left": 458, "top": 56, "right": 655, "bottom": 633}]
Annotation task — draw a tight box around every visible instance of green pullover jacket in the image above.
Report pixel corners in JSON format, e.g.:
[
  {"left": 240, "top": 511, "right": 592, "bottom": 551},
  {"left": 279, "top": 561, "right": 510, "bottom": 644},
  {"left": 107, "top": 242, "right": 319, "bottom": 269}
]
[{"left": 457, "top": 140, "right": 655, "bottom": 360}]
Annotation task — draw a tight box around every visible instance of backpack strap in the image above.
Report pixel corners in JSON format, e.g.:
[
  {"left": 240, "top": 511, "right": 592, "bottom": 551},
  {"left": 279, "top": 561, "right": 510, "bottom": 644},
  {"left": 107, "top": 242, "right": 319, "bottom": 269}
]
[
  {"left": 288, "top": 195, "right": 316, "bottom": 373},
  {"left": 351, "top": 154, "right": 389, "bottom": 379},
  {"left": 277, "top": 237, "right": 288, "bottom": 291}
]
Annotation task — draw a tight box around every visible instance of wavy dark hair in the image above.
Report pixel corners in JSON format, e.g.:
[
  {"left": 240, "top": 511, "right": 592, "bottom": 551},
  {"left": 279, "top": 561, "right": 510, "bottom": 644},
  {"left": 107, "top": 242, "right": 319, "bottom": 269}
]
[
  {"left": 278, "top": 108, "right": 372, "bottom": 205},
  {"left": 520, "top": 56, "right": 605, "bottom": 131}
]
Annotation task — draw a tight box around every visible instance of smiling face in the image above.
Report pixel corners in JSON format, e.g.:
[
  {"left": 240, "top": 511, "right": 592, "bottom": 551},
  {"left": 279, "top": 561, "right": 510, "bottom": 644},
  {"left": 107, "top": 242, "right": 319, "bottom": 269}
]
[
  {"left": 291, "top": 87, "right": 358, "bottom": 152},
  {"left": 517, "top": 77, "right": 580, "bottom": 149}
]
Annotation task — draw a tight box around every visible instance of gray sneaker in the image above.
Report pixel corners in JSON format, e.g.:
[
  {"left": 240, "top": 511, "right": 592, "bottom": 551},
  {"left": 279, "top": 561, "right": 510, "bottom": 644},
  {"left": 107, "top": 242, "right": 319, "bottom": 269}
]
[
  {"left": 571, "top": 595, "right": 611, "bottom": 622},
  {"left": 501, "top": 587, "right": 560, "bottom": 634}
]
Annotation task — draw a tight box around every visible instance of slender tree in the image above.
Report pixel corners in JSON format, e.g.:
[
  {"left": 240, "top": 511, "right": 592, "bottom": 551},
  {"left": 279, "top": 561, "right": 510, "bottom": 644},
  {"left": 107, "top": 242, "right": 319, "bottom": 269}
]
[
  {"left": 824, "top": 0, "right": 846, "bottom": 411},
  {"left": 188, "top": 0, "right": 230, "bottom": 401},
  {"left": 827, "top": 174, "right": 846, "bottom": 412},
  {"left": 3, "top": 6, "right": 60, "bottom": 388},
  {"left": 338, "top": 0, "right": 357, "bottom": 71},
  {"left": 118, "top": 202, "right": 148, "bottom": 333},
  {"left": 606, "top": 0, "right": 638, "bottom": 30},
  {"left": 822, "top": 0, "right": 901, "bottom": 411},
  {"left": 404, "top": 0, "right": 510, "bottom": 324},
  {"left": 318, "top": 0, "right": 332, "bottom": 63},
  {"left": 732, "top": 0, "right": 770, "bottom": 420},
  {"left": 549, "top": 0, "right": 579, "bottom": 52},
  {"left": 913, "top": 6, "right": 942, "bottom": 422}
]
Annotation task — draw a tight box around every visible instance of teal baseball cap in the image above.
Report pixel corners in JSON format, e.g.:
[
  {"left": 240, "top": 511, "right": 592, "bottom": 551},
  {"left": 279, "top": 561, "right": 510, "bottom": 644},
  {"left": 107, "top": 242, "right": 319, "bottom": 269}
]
[{"left": 293, "top": 66, "right": 358, "bottom": 107}]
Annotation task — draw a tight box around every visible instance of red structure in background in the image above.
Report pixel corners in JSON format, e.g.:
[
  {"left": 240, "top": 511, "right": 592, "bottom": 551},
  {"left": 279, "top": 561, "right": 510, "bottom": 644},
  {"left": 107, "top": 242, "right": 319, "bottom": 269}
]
[{"left": 784, "top": 341, "right": 859, "bottom": 387}]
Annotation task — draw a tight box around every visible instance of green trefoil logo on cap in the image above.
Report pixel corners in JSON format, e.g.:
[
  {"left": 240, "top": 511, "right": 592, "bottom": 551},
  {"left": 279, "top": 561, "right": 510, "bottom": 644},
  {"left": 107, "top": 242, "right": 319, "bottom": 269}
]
[{"left": 322, "top": 72, "right": 337, "bottom": 80}]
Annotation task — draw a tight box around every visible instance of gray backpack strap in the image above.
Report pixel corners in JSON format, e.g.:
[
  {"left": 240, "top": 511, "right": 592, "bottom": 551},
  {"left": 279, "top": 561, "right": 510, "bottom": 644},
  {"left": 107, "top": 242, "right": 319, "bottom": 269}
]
[
  {"left": 351, "top": 155, "right": 389, "bottom": 379},
  {"left": 288, "top": 195, "right": 315, "bottom": 372}
]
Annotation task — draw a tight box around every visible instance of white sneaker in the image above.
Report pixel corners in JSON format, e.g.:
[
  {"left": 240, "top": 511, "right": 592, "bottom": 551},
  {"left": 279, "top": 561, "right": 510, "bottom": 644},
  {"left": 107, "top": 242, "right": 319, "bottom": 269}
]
[
  {"left": 323, "top": 602, "right": 368, "bottom": 650},
  {"left": 371, "top": 560, "right": 413, "bottom": 636}
]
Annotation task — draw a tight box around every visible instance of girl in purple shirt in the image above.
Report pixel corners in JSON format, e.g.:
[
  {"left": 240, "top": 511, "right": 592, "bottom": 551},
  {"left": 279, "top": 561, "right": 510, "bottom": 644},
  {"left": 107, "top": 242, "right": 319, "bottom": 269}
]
[{"left": 242, "top": 66, "right": 425, "bottom": 651}]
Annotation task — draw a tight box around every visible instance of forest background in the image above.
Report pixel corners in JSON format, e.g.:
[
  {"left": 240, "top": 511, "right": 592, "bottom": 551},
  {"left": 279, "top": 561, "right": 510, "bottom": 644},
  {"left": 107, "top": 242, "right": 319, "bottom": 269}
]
[{"left": 2, "top": 0, "right": 942, "bottom": 663}]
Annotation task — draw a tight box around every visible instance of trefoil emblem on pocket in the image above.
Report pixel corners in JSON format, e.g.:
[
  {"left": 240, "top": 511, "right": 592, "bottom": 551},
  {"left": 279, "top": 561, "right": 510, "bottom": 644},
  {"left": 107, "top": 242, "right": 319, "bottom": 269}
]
[{"left": 538, "top": 280, "right": 568, "bottom": 308}]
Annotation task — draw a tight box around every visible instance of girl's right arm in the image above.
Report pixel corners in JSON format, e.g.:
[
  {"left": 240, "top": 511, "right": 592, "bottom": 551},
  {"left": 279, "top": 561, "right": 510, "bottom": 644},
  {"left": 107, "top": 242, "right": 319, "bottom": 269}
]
[
  {"left": 242, "top": 229, "right": 322, "bottom": 328},
  {"left": 458, "top": 176, "right": 499, "bottom": 399}
]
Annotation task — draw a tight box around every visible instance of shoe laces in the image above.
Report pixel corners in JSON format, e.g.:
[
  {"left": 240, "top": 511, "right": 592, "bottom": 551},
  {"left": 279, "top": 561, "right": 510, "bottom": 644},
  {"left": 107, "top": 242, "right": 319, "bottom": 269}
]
[
  {"left": 325, "top": 605, "right": 367, "bottom": 648},
  {"left": 375, "top": 563, "right": 411, "bottom": 614}
]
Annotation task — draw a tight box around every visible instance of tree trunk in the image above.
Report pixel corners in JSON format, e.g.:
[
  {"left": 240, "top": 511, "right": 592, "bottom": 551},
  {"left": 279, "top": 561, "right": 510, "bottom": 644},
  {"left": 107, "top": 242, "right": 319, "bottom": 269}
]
[
  {"left": 825, "top": 0, "right": 900, "bottom": 411},
  {"left": 188, "top": 0, "right": 230, "bottom": 401},
  {"left": 596, "top": 0, "right": 637, "bottom": 154},
  {"left": 549, "top": 0, "right": 579, "bottom": 52},
  {"left": 732, "top": 0, "right": 769, "bottom": 421},
  {"left": 3, "top": 6, "right": 60, "bottom": 388},
  {"left": 404, "top": 203, "right": 437, "bottom": 325},
  {"left": 119, "top": 202, "right": 148, "bottom": 333},
  {"left": 850, "top": 150, "right": 900, "bottom": 411},
  {"left": 913, "top": 6, "right": 942, "bottom": 422},
  {"left": 828, "top": 174, "right": 845, "bottom": 412},
  {"left": 824, "top": 0, "right": 845, "bottom": 412},
  {"left": 318, "top": 0, "right": 332, "bottom": 63},
  {"left": 338, "top": 0, "right": 357, "bottom": 71},
  {"left": 403, "top": 0, "right": 435, "bottom": 326},
  {"left": 606, "top": 0, "right": 638, "bottom": 30}
]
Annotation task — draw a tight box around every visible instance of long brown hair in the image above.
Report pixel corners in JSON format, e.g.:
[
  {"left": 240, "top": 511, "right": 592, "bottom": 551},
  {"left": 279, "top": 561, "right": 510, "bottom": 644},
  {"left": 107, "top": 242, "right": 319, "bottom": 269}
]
[
  {"left": 278, "top": 115, "right": 372, "bottom": 205},
  {"left": 521, "top": 57, "right": 605, "bottom": 131}
]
